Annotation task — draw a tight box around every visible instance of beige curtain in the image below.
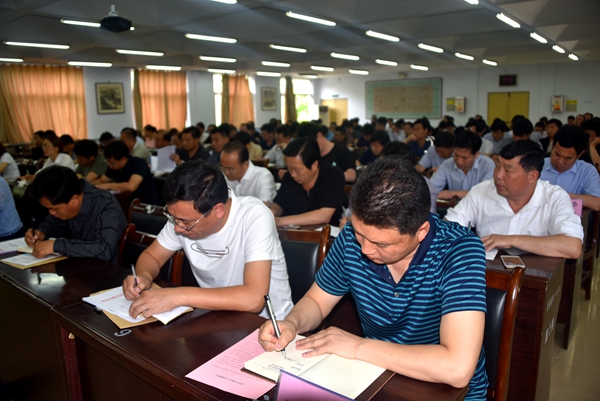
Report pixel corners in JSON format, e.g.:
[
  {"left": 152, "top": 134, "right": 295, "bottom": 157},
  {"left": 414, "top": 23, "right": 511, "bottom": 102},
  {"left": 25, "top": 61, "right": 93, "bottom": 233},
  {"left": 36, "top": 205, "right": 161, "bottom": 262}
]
[
  {"left": 284, "top": 76, "right": 297, "bottom": 122},
  {"left": 0, "top": 64, "right": 87, "bottom": 143},
  {"left": 227, "top": 75, "right": 254, "bottom": 128},
  {"left": 221, "top": 74, "right": 230, "bottom": 124},
  {"left": 136, "top": 70, "right": 187, "bottom": 131}
]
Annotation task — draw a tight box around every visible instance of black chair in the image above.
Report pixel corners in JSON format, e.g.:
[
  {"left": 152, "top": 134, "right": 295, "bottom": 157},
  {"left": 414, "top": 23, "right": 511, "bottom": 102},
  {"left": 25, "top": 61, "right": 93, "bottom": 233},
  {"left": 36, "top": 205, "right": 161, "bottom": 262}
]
[
  {"left": 127, "top": 198, "right": 168, "bottom": 236},
  {"left": 118, "top": 223, "right": 183, "bottom": 283},
  {"left": 581, "top": 210, "right": 599, "bottom": 300},
  {"left": 278, "top": 226, "right": 330, "bottom": 304},
  {"left": 484, "top": 266, "right": 525, "bottom": 401},
  {"left": 436, "top": 195, "right": 459, "bottom": 219}
]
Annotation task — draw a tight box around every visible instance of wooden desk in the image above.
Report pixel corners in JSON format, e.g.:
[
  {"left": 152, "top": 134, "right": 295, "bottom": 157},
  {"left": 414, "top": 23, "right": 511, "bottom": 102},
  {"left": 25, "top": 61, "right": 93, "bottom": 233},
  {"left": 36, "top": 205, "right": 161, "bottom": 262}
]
[
  {"left": 0, "top": 257, "right": 467, "bottom": 401},
  {"left": 487, "top": 254, "right": 564, "bottom": 401}
]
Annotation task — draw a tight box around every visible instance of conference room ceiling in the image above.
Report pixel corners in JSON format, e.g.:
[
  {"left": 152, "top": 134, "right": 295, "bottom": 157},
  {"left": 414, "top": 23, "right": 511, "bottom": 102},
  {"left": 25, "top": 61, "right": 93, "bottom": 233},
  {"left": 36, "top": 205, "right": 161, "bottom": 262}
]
[{"left": 0, "top": 0, "right": 598, "bottom": 77}]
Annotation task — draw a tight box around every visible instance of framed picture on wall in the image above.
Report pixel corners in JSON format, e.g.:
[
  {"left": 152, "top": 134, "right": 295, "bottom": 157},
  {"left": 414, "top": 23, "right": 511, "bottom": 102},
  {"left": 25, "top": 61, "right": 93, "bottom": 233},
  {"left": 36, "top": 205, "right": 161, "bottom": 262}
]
[
  {"left": 95, "top": 82, "right": 125, "bottom": 114},
  {"left": 261, "top": 87, "right": 278, "bottom": 111}
]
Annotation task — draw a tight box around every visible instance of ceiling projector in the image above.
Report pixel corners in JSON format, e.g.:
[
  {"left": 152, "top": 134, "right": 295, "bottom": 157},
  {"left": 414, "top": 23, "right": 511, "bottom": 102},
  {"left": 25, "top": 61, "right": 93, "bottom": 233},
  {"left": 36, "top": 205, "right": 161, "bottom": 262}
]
[{"left": 100, "top": 0, "right": 131, "bottom": 33}]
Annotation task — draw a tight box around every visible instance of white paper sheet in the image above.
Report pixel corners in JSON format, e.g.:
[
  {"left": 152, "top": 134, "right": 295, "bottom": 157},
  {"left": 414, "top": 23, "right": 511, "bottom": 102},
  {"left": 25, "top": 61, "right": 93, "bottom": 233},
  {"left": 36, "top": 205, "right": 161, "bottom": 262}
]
[
  {"left": 0, "top": 238, "right": 27, "bottom": 254},
  {"left": 156, "top": 145, "right": 176, "bottom": 172}
]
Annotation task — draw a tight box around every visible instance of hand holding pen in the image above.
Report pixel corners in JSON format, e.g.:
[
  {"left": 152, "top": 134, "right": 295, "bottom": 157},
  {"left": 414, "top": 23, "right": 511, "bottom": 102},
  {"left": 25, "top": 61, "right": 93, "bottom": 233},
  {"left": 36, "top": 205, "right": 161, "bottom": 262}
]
[{"left": 264, "top": 295, "right": 287, "bottom": 358}]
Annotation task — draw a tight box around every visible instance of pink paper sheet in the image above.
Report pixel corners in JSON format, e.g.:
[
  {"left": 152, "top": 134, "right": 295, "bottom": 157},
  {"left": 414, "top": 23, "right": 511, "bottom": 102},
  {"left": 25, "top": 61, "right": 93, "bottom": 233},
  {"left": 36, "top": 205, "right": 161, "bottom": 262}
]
[{"left": 185, "top": 329, "right": 275, "bottom": 399}]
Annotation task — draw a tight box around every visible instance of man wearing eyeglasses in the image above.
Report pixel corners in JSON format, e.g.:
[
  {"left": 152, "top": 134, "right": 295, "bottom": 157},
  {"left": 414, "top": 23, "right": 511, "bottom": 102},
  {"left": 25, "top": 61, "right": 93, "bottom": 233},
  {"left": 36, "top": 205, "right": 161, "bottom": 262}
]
[{"left": 122, "top": 159, "right": 293, "bottom": 320}]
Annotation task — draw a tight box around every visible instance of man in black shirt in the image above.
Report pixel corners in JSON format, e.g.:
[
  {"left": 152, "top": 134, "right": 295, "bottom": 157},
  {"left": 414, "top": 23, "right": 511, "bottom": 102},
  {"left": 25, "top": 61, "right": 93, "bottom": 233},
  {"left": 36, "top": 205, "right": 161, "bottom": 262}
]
[
  {"left": 171, "top": 126, "right": 209, "bottom": 165},
  {"left": 297, "top": 122, "right": 356, "bottom": 182},
  {"left": 95, "top": 140, "right": 160, "bottom": 205},
  {"left": 270, "top": 137, "right": 345, "bottom": 227},
  {"left": 25, "top": 166, "right": 127, "bottom": 263}
]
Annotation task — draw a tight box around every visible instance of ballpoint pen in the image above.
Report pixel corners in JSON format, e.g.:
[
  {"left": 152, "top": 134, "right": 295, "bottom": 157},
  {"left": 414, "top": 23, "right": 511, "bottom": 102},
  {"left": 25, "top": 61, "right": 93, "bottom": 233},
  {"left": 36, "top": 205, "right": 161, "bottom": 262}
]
[
  {"left": 131, "top": 264, "right": 138, "bottom": 287},
  {"left": 264, "top": 295, "right": 287, "bottom": 358}
]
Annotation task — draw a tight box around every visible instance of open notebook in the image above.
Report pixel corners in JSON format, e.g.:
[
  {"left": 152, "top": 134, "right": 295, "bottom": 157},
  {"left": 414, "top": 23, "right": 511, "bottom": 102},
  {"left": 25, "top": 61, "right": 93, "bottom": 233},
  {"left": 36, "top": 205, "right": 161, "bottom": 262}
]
[{"left": 244, "top": 335, "right": 388, "bottom": 400}]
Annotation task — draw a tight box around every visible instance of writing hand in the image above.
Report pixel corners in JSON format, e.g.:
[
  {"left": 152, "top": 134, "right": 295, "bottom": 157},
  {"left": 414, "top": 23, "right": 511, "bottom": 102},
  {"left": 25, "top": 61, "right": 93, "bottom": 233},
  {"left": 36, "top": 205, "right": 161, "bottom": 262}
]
[
  {"left": 128, "top": 287, "right": 177, "bottom": 318},
  {"left": 258, "top": 319, "right": 297, "bottom": 353},
  {"left": 25, "top": 229, "right": 46, "bottom": 246},
  {"left": 295, "top": 327, "right": 364, "bottom": 360},
  {"left": 122, "top": 274, "right": 152, "bottom": 300},
  {"left": 32, "top": 240, "right": 55, "bottom": 258},
  {"left": 481, "top": 234, "right": 513, "bottom": 251}
]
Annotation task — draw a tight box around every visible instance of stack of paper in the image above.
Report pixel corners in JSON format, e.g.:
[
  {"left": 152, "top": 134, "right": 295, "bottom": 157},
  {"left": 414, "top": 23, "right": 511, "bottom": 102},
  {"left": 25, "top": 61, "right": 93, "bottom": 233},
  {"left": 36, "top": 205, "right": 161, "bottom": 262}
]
[{"left": 0, "top": 238, "right": 27, "bottom": 254}]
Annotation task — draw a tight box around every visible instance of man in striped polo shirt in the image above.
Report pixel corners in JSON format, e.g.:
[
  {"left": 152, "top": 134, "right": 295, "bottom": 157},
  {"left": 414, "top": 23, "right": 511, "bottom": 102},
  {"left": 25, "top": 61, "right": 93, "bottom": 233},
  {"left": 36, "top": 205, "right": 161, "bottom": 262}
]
[{"left": 259, "top": 157, "right": 488, "bottom": 400}]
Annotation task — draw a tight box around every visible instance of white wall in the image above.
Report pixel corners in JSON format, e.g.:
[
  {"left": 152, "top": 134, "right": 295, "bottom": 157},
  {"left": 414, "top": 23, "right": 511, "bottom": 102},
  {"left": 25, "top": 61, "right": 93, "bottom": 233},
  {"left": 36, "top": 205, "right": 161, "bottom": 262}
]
[
  {"left": 253, "top": 75, "right": 282, "bottom": 126},
  {"left": 188, "top": 71, "right": 217, "bottom": 127},
  {"left": 83, "top": 67, "right": 135, "bottom": 139},
  {"left": 319, "top": 60, "right": 600, "bottom": 127}
]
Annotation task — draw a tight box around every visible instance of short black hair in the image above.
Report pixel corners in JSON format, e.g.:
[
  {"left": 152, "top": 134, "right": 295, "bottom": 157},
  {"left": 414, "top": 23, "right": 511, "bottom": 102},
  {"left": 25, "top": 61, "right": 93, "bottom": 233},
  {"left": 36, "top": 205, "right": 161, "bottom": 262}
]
[
  {"left": 499, "top": 140, "right": 545, "bottom": 174},
  {"left": 73, "top": 139, "right": 99, "bottom": 159},
  {"left": 163, "top": 159, "right": 228, "bottom": 214},
  {"left": 275, "top": 125, "right": 291, "bottom": 137},
  {"left": 222, "top": 141, "right": 249, "bottom": 164},
  {"left": 341, "top": 120, "right": 353, "bottom": 129},
  {"left": 181, "top": 126, "right": 201, "bottom": 139},
  {"left": 454, "top": 130, "right": 482, "bottom": 154},
  {"left": 60, "top": 134, "right": 74, "bottom": 145},
  {"left": 433, "top": 131, "right": 455, "bottom": 149},
  {"left": 210, "top": 127, "right": 229, "bottom": 139},
  {"left": 490, "top": 119, "right": 509, "bottom": 132},
  {"left": 143, "top": 125, "right": 157, "bottom": 133},
  {"left": 99, "top": 132, "right": 114, "bottom": 143},
  {"left": 283, "top": 137, "right": 320, "bottom": 169},
  {"left": 547, "top": 118, "right": 563, "bottom": 128},
  {"left": 296, "top": 122, "right": 321, "bottom": 139},
  {"left": 232, "top": 131, "right": 253, "bottom": 145},
  {"left": 376, "top": 117, "right": 388, "bottom": 125},
  {"left": 103, "top": 140, "right": 130, "bottom": 160},
  {"left": 554, "top": 125, "right": 589, "bottom": 155},
  {"left": 43, "top": 130, "right": 57, "bottom": 140},
  {"left": 362, "top": 123, "right": 375, "bottom": 136},
  {"left": 350, "top": 157, "right": 430, "bottom": 236},
  {"left": 120, "top": 128, "right": 137, "bottom": 140},
  {"left": 381, "top": 141, "right": 415, "bottom": 164},
  {"left": 567, "top": 115, "right": 575, "bottom": 121},
  {"left": 43, "top": 136, "right": 63, "bottom": 152},
  {"left": 474, "top": 120, "right": 488, "bottom": 134},
  {"left": 32, "top": 166, "right": 84, "bottom": 205},
  {"left": 196, "top": 122, "right": 205, "bottom": 129},
  {"left": 261, "top": 123, "right": 275, "bottom": 133},
  {"left": 413, "top": 118, "right": 431, "bottom": 132},
  {"left": 512, "top": 117, "right": 533, "bottom": 137},
  {"left": 371, "top": 130, "right": 390, "bottom": 146},
  {"left": 580, "top": 119, "right": 600, "bottom": 136}
]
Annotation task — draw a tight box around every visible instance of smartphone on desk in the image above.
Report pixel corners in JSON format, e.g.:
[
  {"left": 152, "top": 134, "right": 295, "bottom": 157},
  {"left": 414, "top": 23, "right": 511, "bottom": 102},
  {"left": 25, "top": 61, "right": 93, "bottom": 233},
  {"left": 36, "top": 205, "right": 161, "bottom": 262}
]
[{"left": 501, "top": 255, "right": 526, "bottom": 269}]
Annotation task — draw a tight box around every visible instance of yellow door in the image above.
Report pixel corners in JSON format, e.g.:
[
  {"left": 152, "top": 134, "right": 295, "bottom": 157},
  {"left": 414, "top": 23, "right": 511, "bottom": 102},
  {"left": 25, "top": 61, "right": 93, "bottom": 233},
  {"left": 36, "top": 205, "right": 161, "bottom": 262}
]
[
  {"left": 321, "top": 99, "right": 348, "bottom": 126},
  {"left": 488, "top": 92, "right": 529, "bottom": 124}
]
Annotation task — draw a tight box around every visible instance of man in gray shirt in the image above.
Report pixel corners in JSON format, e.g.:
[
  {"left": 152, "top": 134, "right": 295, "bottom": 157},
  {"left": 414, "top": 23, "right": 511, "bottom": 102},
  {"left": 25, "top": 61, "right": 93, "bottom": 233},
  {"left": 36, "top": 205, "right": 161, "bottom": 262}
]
[{"left": 25, "top": 166, "right": 127, "bottom": 263}]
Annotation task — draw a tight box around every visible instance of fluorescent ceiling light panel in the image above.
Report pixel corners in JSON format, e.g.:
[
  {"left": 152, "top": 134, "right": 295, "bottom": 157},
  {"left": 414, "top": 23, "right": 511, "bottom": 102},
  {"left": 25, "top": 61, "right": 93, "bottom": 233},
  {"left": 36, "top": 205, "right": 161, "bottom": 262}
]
[
  {"left": 530, "top": 32, "right": 547, "bottom": 44},
  {"left": 261, "top": 61, "right": 290, "bottom": 67},
  {"left": 410, "top": 64, "right": 428, "bottom": 71},
  {"left": 117, "top": 49, "right": 164, "bottom": 56},
  {"left": 464, "top": 0, "right": 479, "bottom": 4},
  {"left": 331, "top": 52, "right": 359, "bottom": 61},
  {"left": 311, "top": 65, "right": 334, "bottom": 72},
  {"left": 455, "top": 52, "right": 474, "bottom": 60},
  {"left": 568, "top": 53, "right": 579, "bottom": 61},
  {"left": 257, "top": 71, "right": 281, "bottom": 77},
  {"left": 418, "top": 43, "right": 443, "bottom": 53},
  {"left": 0, "top": 58, "right": 23, "bottom": 62},
  {"left": 552, "top": 45, "right": 565, "bottom": 53},
  {"left": 200, "top": 55, "right": 236, "bottom": 63},
  {"left": 269, "top": 44, "right": 307, "bottom": 53},
  {"left": 146, "top": 65, "right": 182, "bottom": 71},
  {"left": 5, "top": 41, "right": 69, "bottom": 49},
  {"left": 482, "top": 59, "right": 497, "bottom": 66},
  {"left": 61, "top": 19, "right": 100, "bottom": 28},
  {"left": 208, "top": 68, "right": 236, "bottom": 74},
  {"left": 365, "top": 30, "right": 399, "bottom": 42},
  {"left": 68, "top": 61, "right": 112, "bottom": 67},
  {"left": 285, "top": 11, "right": 336, "bottom": 26},
  {"left": 185, "top": 33, "right": 236, "bottom": 43},
  {"left": 300, "top": 74, "right": 318, "bottom": 79},
  {"left": 349, "top": 69, "right": 368, "bottom": 75},
  {"left": 210, "top": 0, "right": 237, "bottom": 3},
  {"left": 496, "top": 13, "right": 520, "bottom": 28},
  {"left": 376, "top": 59, "right": 398, "bottom": 66}
]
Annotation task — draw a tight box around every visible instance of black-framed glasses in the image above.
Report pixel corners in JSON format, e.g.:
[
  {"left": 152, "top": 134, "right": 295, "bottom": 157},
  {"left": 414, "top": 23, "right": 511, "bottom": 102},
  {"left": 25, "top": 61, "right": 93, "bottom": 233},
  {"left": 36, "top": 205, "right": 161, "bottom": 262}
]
[
  {"left": 162, "top": 205, "right": 211, "bottom": 231},
  {"left": 191, "top": 243, "right": 230, "bottom": 258}
]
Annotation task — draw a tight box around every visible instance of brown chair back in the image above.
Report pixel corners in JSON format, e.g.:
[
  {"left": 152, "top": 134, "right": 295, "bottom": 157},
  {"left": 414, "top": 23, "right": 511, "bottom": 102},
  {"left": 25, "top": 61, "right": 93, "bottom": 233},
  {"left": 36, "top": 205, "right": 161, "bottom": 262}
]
[{"left": 127, "top": 198, "right": 168, "bottom": 235}]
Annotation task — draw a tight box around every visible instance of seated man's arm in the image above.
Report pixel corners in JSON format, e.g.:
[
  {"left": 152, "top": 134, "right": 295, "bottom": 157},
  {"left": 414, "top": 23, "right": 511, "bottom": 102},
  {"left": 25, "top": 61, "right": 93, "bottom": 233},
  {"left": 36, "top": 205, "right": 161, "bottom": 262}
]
[
  {"left": 569, "top": 193, "right": 600, "bottom": 211},
  {"left": 96, "top": 174, "right": 143, "bottom": 193},
  {"left": 274, "top": 207, "right": 336, "bottom": 227},
  {"left": 29, "top": 217, "right": 69, "bottom": 257},
  {"left": 343, "top": 168, "right": 356, "bottom": 183},
  {"left": 95, "top": 174, "right": 113, "bottom": 185},
  {"left": 481, "top": 234, "right": 581, "bottom": 259},
  {"left": 85, "top": 171, "right": 100, "bottom": 182}
]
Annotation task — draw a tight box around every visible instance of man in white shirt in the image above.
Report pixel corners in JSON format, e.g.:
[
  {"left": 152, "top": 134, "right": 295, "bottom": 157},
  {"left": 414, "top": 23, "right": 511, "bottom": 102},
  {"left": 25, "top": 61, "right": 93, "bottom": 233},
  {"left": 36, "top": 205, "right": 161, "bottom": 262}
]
[
  {"left": 416, "top": 131, "right": 454, "bottom": 174},
  {"left": 122, "top": 160, "right": 293, "bottom": 319},
  {"left": 445, "top": 140, "right": 583, "bottom": 259},
  {"left": 264, "top": 125, "right": 292, "bottom": 169},
  {"left": 220, "top": 141, "right": 276, "bottom": 203}
]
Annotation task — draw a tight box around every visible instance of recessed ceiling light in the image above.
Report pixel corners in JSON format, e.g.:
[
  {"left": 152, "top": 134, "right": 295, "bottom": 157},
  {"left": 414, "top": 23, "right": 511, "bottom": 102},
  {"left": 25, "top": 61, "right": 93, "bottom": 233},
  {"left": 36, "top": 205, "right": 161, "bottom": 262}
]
[
  {"left": 210, "top": 0, "right": 237, "bottom": 4},
  {"left": 482, "top": 59, "right": 497, "bottom": 66},
  {"left": 200, "top": 55, "right": 236, "bottom": 63},
  {"left": 300, "top": 74, "right": 318, "bottom": 79},
  {"left": 269, "top": 44, "right": 307, "bottom": 53},
  {"left": 464, "top": 0, "right": 479, "bottom": 4},
  {"left": 410, "top": 64, "right": 428, "bottom": 71},
  {"left": 257, "top": 71, "right": 281, "bottom": 77},
  {"left": 61, "top": 19, "right": 101, "bottom": 28},
  {"left": 146, "top": 65, "right": 182, "bottom": 71},
  {"left": 311, "top": 65, "right": 334, "bottom": 72},
  {"left": 365, "top": 30, "right": 399, "bottom": 42},
  {"left": 552, "top": 45, "right": 565, "bottom": 53},
  {"left": 455, "top": 52, "right": 474, "bottom": 61},
  {"left": 0, "top": 58, "right": 23, "bottom": 62},
  {"left": 5, "top": 41, "right": 69, "bottom": 49},
  {"left": 261, "top": 61, "right": 291, "bottom": 67},
  {"left": 185, "top": 33, "right": 236, "bottom": 43},
  {"left": 530, "top": 32, "right": 547, "bottom": 44},
  {"left": 376, "top": 59, "right": 398, "bottom": 66},
  {"left": 68, "top": 61, "right": 112, "bottom": 67},
  {"left": 331, "top": 52, "right": 359, "bottom": 61},
  {"left": 418, "top": 43, "right": 443, "bottom": 53},
  {"left": 568, "top": 53, "right": 579, "bottom": 61},
  {"left": 349, "top": 69, "right": 369, "bottom": 75},
  {"left": 285, "top": 11, "right": 336, "bottom": 26},
  {"left": 496, "top": 13, "right": 520, "bottom": 28},
  {"left": 208, "top": 68, "right": 236, "bottom": 74},
  {"left": 117, "top": 49, "right": 164, "bottom": 56}
]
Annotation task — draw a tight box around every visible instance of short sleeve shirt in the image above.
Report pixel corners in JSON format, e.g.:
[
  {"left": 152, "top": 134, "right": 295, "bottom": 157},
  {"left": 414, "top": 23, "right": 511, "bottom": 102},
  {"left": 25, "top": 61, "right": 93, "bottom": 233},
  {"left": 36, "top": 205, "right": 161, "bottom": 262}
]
[
  {"left": 430, "top": 156, "right": 495, "bottom": 192},
  {"left": 540, "top": 158, "right": 600, "bottom": 197},
  {"left": 408, "top": 139, "right": 431, "bottom": 159},
  {"left": 320, "top": 145, "right": 356, "bottom": 174},
  {"left": 418, "top": 145, "right": 447, "bottom": 169},
  {"left": 105, "top": 156, "right": 159, "bottom": 205},
  {"left": 176, "top": 146, "right": 210, "bottom": 162},
  {"left": 0, "top": 152, "right": 20, "bottom": 182},
  {"left": 76, "top": 154, "right": 107, "bottom": 179}
]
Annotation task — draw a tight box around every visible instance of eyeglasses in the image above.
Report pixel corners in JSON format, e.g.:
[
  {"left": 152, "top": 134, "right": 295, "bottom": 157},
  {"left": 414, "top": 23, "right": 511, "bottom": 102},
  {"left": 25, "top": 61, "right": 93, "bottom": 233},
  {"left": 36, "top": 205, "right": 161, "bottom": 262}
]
[
  {"left": 162, "top": 205, "right": 211, "bottom": 231},
  {"left": 218, "top": 163, "right": 236, "bottom": 174},
  {"left": 191, "top": 243, "right": 230, "bottom": 258}
]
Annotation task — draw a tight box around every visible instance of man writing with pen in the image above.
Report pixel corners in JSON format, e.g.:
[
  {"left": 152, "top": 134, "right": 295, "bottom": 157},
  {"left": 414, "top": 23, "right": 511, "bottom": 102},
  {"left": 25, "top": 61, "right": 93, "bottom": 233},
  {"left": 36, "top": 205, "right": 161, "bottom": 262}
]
[{"left": 122, "top": 160, "right": 293, "bottom": 320}]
